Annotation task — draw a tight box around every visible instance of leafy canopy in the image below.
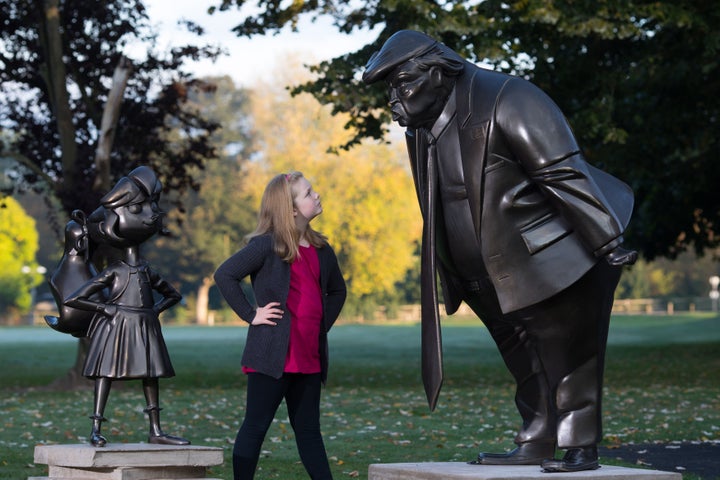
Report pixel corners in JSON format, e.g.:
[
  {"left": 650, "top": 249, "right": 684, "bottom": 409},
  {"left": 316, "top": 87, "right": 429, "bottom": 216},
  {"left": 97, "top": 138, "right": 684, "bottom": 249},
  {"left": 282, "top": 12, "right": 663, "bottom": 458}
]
[
  {"left": 213, "top": 0, "right": 720, "bottom": 261},
  {"left": 0, "top": 0, "right": 223, "bottom": 218}
]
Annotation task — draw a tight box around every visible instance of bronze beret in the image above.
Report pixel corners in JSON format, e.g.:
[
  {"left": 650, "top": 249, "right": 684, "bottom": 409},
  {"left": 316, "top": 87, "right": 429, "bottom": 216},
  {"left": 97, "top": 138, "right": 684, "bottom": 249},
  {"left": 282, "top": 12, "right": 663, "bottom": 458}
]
[{"left": 362, "top": 30, "right": 438, "bottom": 84}]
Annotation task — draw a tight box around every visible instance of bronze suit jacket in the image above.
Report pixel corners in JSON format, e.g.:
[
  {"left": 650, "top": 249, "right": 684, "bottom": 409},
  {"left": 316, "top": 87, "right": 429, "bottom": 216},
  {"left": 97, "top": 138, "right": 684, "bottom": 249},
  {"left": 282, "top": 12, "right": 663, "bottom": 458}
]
[
  {"left": 407, "top": 64, "right": 633, "bottom": 408},
  {"left": 408, "top": 63, "right": 633, "bottom": 316}
]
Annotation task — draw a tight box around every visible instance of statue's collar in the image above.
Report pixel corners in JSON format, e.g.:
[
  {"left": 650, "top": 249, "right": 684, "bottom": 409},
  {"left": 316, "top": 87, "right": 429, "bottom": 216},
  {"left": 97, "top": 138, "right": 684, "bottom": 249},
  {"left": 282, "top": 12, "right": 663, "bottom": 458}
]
[{"left": 428, "top": 87, "right": 457, "bottom": 142}]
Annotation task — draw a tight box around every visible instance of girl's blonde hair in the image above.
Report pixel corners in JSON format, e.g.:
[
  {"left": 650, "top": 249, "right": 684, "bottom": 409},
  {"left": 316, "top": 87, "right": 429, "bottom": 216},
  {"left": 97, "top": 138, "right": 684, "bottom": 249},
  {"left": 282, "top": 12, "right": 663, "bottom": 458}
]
[{"left": 246, "top": 171, "right": 327, "bottom": 262}]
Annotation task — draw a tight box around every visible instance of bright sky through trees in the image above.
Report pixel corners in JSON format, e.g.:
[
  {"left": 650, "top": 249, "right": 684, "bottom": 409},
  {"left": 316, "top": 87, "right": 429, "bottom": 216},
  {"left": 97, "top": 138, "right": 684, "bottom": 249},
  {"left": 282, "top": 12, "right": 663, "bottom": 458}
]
[{"left": 142, "top": 0, "right": 377, "bottom": 86}]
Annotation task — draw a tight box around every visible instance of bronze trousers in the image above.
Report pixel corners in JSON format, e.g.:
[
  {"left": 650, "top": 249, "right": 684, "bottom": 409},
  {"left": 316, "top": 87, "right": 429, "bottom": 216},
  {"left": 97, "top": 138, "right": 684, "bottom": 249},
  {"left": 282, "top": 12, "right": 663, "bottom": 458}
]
[{"left": 463, "top": 260, "right": 622, "bottom": 448}]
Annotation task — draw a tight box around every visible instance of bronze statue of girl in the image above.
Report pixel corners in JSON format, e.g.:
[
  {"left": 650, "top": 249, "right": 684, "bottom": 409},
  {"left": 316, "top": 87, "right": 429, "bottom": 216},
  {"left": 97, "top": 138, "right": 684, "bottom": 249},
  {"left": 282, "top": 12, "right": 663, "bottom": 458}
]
[{"left": 46, "top": 166, "right": 189, "bottom": 447}]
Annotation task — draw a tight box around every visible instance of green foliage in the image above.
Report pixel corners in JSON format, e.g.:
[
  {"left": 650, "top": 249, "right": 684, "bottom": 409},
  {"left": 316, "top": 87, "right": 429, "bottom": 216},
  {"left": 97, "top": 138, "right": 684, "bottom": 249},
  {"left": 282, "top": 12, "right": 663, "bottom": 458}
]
[
  {"left": 617, "top": 249, "right": 720, "bottom": 299},
  {"left": 1, "top": 316, "right": 718, "bottom": 479},
  {"left": 0, "top": 198, "right": 42, "bottom": 317},
  {"left": 146, "top": 76, "right": 257, "bottom": 294},
  {"left": 215, "top": 0, "right": 720, "bottom": 261}
]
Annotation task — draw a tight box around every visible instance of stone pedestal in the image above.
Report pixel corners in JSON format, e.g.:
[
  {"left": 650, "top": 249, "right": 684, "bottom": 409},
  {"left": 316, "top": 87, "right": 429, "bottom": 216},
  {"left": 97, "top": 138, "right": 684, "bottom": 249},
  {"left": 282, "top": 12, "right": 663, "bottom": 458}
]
[
  {"left": 30, "top": 443, "right": 224, "bottom": 480},
  {"left": 368, "top": 462, "right": 682, "bottom": 480}
]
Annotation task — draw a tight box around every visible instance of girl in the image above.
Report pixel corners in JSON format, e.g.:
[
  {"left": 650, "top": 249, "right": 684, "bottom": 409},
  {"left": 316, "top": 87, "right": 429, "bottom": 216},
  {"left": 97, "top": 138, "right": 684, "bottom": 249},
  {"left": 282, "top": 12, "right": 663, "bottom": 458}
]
[{"left": 214, "top": 171, "right": 346, "bottom": 480}]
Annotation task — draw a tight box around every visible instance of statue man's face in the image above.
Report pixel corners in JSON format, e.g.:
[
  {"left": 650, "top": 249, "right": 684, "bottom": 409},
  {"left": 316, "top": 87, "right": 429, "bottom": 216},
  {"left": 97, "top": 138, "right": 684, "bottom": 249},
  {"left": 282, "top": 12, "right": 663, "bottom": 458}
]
[{"left": 386, "top": 60, "right": 446, "bottom": 129}]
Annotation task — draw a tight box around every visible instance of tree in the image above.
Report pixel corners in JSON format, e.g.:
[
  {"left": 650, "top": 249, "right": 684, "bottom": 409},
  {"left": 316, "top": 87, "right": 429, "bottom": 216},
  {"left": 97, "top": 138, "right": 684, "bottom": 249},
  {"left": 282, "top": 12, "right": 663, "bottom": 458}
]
[
  {"left": 213, "top": 0, "right": 720, "bottom": 261},
  {"left": 147, "top": 76, "right": 257, "bottom": 325},
  {"left": 0, "top": 197, "right": 43, "bottom": 323},
  {"left": 241, "top": 60, "right": 422, "bottom": 315},
  {"left": 0, "top": 0, "right": 221, "bottom": 217},
  {"left": 616, "top": 249, "right": 720, "bottom": 300}
]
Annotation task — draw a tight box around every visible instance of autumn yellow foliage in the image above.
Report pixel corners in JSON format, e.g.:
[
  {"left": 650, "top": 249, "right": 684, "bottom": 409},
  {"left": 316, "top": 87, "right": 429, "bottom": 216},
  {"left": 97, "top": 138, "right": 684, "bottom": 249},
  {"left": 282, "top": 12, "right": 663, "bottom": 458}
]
[{"left": 242, "top": 69, "right": 421, "bottom": 299}]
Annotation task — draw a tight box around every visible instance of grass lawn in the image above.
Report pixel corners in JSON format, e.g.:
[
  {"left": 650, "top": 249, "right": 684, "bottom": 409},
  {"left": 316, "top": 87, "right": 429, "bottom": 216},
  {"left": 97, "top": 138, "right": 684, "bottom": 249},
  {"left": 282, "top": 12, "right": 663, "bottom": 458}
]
[{"left": 1, "top": 313, "right": 718, "bottom": 479}]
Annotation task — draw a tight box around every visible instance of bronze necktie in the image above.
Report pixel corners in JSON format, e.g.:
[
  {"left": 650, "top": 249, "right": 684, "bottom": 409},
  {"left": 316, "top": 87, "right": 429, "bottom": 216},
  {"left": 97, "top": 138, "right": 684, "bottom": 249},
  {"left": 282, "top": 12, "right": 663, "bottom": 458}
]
[{"left": 420, "top": 129, "right": 443, "bottom": 411}]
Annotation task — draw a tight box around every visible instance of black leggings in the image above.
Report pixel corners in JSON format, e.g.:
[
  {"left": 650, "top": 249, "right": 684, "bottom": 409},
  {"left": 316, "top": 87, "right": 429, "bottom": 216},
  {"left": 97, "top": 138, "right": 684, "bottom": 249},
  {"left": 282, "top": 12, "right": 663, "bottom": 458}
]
[{"left": 233, "top": 372, "right": 332, "bottom": 480}]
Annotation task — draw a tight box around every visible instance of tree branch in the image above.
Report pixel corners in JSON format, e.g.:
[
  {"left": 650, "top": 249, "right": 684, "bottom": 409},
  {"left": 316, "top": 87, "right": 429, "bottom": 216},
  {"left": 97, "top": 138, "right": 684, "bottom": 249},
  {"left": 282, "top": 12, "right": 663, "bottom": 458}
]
[
  {"left": 93, "top": 56, "right": 133, "bottom": 192},
  {"left": 2, "top": 152, "right": 58, "bottom": 191},
  {"left": 40, "top": 0, "right": 78, "bottom": 189}
]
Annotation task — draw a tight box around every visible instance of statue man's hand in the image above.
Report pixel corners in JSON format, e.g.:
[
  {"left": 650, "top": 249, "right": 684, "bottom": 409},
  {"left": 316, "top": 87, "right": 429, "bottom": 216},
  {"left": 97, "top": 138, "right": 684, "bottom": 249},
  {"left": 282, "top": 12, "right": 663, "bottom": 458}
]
[{"left": 605, "top": 246, "right": 638, "bottom": 266}]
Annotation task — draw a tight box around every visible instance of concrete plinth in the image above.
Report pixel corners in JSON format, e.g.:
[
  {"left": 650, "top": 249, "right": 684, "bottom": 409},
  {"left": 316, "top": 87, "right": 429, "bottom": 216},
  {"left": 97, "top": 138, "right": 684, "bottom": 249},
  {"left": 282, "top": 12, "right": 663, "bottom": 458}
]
[
  {"left": 368, "top": 462, "right": 682, "bottom": 480},
  {"left": 31, "top": 443, "right": 224, "bottom": 480}
]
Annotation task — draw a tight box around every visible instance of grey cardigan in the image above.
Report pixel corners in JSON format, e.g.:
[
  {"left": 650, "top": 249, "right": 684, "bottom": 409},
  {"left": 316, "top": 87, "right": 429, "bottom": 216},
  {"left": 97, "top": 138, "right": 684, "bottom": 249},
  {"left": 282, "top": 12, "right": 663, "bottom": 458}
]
[{"left": 214, "top": 234, "right": 346, "bottom": 382}]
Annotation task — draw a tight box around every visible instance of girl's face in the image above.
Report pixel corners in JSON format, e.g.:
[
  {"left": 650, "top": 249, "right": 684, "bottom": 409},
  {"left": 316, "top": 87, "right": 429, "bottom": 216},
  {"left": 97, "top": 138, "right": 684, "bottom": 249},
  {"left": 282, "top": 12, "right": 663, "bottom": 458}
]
[
  {"left": 115, "top": 195, "right": 162, "bottom": 244},
  {"left": 292, "top": 177, "right": 322, "bottom": 223}
]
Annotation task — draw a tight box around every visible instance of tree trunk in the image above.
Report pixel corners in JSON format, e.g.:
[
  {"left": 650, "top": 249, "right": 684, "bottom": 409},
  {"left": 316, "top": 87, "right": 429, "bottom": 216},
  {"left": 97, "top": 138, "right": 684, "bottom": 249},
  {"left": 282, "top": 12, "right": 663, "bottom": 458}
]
[
  {"left": 196, "top": 276, "right": 213, "bottom": 325},
  {"left": 39, "top": 0, "right": 78, "bottom": 191},
  {"left": 46, "top": 52, "right": 133, "bottom": 389},
  {"left": 48, "top": 336, "right": 93, "bottom": 390},
  {"left": 94, "top": 56, "right": 133, "bottom": 192}
]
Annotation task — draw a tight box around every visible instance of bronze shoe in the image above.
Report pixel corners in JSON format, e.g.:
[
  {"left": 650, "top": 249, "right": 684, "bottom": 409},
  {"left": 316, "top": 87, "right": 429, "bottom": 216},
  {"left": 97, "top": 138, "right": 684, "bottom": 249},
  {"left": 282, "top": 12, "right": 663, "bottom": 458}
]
[
  {"left": 541, "top": 446, "right": 600, "bottom": 472},
  {"left": 469, "top": 442, "right": 556, "bottom": 465},
  {"left": 148, "top": 433, "right": 191, "bottom": 445}
]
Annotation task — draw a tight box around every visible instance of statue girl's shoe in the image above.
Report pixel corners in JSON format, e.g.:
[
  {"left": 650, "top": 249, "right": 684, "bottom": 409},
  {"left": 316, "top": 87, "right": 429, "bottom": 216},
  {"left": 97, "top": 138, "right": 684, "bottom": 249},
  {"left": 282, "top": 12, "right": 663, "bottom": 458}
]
[
  {"left": 89, "top": 415, "right": 107, "bottom": 447},
  {"left": 145, "top": 405, "right": 190, "bottom": 445},
  {"left": 148, "top": 433, "right": 191, "bottom": 445}
]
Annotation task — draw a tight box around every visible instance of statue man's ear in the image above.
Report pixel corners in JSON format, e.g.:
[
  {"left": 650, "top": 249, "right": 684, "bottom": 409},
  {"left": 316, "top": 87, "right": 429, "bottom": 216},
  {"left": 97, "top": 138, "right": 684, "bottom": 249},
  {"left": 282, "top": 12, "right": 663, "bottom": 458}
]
[{"left": 429, "top": 66, "right": 444, "bottom": 87}]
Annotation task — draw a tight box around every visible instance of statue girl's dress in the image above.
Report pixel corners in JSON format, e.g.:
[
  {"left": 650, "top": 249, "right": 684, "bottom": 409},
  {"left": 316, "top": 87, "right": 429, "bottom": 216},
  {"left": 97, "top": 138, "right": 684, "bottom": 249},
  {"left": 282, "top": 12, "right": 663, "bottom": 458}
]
[{"left": 46, "top": 166, "right": 189, "bottom": 447}]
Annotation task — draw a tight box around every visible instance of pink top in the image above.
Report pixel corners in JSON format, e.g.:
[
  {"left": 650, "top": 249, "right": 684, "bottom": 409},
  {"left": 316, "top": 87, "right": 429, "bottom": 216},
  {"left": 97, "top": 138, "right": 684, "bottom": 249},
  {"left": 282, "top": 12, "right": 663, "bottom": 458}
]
[
  {"left": 243, "top": 245, "right": 322, "bottom": 375},
  {"left": 284, "top": 245, "right": 322, "bottom": 373}
]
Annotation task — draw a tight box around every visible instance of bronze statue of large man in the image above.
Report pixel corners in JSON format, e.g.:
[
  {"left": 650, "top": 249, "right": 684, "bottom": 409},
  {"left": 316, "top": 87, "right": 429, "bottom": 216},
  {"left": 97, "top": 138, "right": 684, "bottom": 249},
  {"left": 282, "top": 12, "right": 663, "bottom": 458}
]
[{"left": 363, "top": 30, "right": 637, "bottom": 473}]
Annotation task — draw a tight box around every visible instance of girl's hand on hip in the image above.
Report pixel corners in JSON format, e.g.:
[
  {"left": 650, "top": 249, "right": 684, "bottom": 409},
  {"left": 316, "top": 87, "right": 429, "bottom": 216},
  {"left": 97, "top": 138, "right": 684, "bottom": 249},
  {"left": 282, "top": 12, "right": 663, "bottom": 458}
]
[{"left": 252, "top": 302, "right": 283, "bottom": 326}]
